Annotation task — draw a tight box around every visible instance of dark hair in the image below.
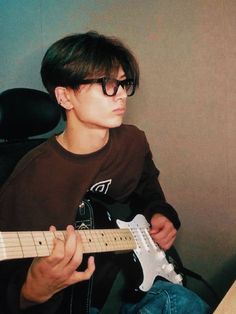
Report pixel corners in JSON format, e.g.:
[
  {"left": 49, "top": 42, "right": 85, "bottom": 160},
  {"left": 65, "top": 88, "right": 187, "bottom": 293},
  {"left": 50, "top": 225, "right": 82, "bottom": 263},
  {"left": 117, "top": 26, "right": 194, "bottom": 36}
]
[{"left": 40, "top": 31, "right": 139, "bottom": 99}]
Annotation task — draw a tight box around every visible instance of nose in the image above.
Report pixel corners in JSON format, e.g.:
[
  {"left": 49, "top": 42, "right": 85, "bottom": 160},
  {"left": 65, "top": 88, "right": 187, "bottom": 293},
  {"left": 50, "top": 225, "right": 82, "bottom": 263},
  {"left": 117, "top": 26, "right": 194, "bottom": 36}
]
[{"left": 116, "top": 84, "right": 127, "bottom": 98}]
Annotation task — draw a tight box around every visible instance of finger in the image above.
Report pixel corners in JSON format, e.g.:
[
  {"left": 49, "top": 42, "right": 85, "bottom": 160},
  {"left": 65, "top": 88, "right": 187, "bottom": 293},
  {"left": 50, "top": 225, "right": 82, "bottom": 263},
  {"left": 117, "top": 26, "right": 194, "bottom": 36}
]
[
  {"left": 149, "top": 228, "right": 160, "bottom": 235},
  {"left": 64, "top": 228, "right": 84, "bottom": 271},
  {"left": 47, "top": 226, "right": 82, "bottom": 272},
  {"left": 152, "top": 217, "right": 175, "bottom": 235},
  {"left": 69, "top": 256, "right": 95, "bottom": 284},
  {"left": 152, "top": 227, "right": 176, "bottom": 243},
  {"left": 150, "top": 214, "right": 166, "bottom": 233},
  {"left": 154, "top": 230, "right": 176, "bottom": 250},
  {"left": 49, "top": 225, "right": 61, "bottom": 255},
  {"left": 60, "top": 225, "right": 79, "bottom": 266},
  {"left": 83, "top": 256, "right": 96, "bottom": 278},
  {"left": 49, "top": 225, "right": 56, "bottom": 232},
  {"left": 47, "top": 236, "right": 66, "bottom": 266},
  {"left": 160, "top": 236, "right": 176, "bottom": 251},
  {"left": 150, "top": 224, "right": 169, "bottom": 236},
  {"left": 151, "top": 222, "right": 173, "bottom": 240}
]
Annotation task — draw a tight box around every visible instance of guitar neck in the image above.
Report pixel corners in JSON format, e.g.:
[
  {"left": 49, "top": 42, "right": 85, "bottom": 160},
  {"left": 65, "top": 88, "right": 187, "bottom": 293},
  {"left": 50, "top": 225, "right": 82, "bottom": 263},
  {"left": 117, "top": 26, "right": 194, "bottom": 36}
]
[{"left": 0, "top": 228, "right": 136, "bottom": 262}]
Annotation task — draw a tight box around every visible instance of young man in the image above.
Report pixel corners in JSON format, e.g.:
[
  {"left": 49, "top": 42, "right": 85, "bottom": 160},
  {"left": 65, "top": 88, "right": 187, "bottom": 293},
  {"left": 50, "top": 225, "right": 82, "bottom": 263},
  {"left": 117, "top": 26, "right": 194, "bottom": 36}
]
[{"left": 0, "top": 31, "right": 211, "bottom": 313}]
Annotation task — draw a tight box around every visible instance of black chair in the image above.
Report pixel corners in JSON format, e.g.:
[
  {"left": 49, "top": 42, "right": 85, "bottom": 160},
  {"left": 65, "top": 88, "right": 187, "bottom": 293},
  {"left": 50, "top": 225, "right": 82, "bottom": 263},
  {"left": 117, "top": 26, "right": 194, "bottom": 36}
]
[
  {"left": 0, "top": 88, "right": 62, "bottom": 313},
  {"left": 0, "top": 88, "right": 62, "bottom": 185}
]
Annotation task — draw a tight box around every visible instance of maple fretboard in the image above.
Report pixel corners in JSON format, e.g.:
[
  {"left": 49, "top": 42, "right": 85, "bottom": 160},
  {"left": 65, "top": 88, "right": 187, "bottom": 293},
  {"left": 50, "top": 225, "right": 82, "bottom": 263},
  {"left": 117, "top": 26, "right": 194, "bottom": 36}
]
[{"left": 0, "top": 228, "right": 136, "bottom": 261}]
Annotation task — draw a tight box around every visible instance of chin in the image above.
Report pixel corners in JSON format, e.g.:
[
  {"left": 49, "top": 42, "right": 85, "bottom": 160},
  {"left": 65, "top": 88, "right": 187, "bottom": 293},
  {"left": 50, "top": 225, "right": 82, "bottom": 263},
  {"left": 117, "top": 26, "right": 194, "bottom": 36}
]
[
  {"left": 109, "top": 119, "right": 123, "bottom": 128},
  {"left": 102, "top": 117, "right": 123, "bottom": 128}
]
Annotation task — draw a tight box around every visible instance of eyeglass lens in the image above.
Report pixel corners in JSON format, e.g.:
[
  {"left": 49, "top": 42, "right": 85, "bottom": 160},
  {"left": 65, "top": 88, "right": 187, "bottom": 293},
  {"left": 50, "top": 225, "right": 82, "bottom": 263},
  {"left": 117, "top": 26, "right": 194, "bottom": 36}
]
[{"left": 104, "top": 78, "right": 134, "bottom": 96}]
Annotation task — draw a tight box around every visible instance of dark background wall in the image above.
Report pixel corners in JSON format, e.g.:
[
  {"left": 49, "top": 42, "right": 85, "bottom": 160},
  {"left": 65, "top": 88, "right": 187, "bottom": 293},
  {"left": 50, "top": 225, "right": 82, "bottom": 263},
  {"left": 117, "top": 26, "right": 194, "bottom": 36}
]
[{"left": 1, "top": 0, "right": 235, "bottom": 308}]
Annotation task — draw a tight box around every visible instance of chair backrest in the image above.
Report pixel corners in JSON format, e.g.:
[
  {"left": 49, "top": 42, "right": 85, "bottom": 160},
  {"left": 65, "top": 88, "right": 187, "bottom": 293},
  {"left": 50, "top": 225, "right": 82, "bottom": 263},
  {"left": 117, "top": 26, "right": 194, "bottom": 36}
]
[{"left": 0, "top": 88, "right": 62, "bottom": 185}]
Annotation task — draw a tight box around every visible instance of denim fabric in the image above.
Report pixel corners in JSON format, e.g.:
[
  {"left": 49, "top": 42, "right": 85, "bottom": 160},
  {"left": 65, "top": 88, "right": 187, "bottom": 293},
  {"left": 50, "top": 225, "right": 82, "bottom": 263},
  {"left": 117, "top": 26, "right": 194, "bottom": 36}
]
[
  {"left": 90, "top": 280, "right": 212, "bottom": 314},
  {"left": 119, "top": 280, "right": 212, "bottom": 314}
]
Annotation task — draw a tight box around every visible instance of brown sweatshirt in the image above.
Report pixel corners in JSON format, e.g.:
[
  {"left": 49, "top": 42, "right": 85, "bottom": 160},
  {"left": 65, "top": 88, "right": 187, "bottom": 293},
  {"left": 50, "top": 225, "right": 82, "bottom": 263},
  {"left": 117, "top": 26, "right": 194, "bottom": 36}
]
[{"left": 0, "top": 124, "right": 180, "bottom": 313}]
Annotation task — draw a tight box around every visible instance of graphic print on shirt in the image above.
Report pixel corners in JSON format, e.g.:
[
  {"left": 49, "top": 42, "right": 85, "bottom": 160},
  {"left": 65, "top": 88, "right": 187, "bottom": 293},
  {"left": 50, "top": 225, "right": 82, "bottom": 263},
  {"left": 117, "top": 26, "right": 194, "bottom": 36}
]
[{"left": 89, "top": 179, "right": 112, "bottom": 194}]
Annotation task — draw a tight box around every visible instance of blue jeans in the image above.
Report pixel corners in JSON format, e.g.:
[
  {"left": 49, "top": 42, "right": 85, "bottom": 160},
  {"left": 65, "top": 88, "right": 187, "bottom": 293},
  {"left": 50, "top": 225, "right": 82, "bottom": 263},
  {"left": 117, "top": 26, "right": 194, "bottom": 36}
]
[{"left": 90, "top": 280, "right": 212, "bottom": 314}]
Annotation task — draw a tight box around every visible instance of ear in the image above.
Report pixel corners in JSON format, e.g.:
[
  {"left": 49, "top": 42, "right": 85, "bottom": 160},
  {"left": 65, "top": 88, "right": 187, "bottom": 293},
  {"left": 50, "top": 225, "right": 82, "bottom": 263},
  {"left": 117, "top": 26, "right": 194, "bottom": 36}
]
[{"left": 54, "top": 87, "right": 74, "bottom": 110}]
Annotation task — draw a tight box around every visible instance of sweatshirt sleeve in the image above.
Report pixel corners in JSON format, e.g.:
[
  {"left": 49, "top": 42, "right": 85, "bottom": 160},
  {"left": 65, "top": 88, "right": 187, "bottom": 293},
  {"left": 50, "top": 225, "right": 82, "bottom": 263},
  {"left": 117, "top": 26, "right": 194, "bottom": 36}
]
[{"left": 131, "top": 136, "right": 181, "bottom": 230}]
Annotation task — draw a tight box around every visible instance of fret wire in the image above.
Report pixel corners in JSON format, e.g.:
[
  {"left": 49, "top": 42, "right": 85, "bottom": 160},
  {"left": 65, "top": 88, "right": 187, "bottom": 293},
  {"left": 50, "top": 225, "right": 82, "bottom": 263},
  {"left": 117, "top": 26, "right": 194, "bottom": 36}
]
[
  {"left": 18, "top": 231, "right": 35, "bottom": 258},
  {"left": 30, "top": 231, "right": 37, "bottom": 257},
  {"left": 16, "top": 232, "right": 23, "bottom": 257},
  {"left": 44, "top": 231, "right": 55, "bottom": 254},
  {"left": 55, "top": 230, "right": 66, "bottom": 241},
  {"left": 42, "top": 231, "right": 50, "bottom": 254},
  {"left": 32, "top": 231, "right": 49, "bottom": 257},
  {"left": 78, "top": 229, "right": 135, "bottom": 253}
]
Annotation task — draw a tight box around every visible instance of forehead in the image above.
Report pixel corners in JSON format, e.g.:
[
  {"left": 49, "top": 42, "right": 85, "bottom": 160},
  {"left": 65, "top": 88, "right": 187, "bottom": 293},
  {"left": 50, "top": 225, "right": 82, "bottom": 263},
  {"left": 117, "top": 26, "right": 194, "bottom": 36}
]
[
  {"left": 93, "top": 63, "right": 126, "bottom": 79},
  {"left": 112, "top": 67, "right": 126, "bottom": 79},
  {"left": 105, "top": 67, "right": 126, "bottom": 80}
]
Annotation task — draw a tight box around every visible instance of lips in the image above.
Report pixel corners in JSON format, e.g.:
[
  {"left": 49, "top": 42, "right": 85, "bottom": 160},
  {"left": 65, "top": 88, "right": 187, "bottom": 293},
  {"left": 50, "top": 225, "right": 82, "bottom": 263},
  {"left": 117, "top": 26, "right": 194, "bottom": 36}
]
[{"left": 113, "top": 107, "right": 126, "bottom": 114}]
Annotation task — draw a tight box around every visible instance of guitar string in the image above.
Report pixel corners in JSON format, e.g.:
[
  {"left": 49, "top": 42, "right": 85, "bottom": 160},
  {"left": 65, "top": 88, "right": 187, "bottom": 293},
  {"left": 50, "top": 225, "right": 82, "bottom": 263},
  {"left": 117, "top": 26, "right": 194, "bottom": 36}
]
[{"left": 0, "top": 228, "right": 139, "bottom": 258}]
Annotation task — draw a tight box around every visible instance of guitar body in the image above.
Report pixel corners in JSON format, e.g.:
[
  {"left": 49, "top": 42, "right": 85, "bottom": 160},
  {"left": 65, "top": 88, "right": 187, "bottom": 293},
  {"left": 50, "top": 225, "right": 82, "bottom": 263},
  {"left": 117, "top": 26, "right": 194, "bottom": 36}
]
[
  {"left": 74, "top": 193, "right": 145, "bottom": 307},
  {"left": 76, "top": 193, "right": 182, "bottom": 307}
]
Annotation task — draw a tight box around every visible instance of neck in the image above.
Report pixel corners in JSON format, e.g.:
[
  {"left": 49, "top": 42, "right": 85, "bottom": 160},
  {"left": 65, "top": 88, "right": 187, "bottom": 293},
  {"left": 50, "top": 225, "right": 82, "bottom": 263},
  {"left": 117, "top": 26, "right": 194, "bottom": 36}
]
[{"left": 57, "top": 127, "right": 109, "bottom": 154}]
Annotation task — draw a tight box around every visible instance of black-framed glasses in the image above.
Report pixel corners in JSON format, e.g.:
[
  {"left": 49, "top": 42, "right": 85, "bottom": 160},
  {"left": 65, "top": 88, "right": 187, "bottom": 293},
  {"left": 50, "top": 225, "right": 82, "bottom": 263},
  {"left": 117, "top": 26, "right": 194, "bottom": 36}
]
[{"left": 78, "top": 77, "right": 136, "bottom": 97}]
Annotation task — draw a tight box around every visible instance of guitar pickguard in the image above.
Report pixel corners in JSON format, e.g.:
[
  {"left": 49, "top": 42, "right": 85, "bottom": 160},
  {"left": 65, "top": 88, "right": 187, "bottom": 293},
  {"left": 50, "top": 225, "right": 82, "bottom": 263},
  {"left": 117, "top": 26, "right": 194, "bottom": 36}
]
[{"left": 116, "top": 215, "right": 182, "bottom": 292}]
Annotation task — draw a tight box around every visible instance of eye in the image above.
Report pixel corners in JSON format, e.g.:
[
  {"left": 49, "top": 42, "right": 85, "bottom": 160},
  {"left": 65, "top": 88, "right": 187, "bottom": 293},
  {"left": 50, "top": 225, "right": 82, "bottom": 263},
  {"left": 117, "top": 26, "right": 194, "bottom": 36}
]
[{"left": 104, "top": 79, "right": 116, "bottom": 91}]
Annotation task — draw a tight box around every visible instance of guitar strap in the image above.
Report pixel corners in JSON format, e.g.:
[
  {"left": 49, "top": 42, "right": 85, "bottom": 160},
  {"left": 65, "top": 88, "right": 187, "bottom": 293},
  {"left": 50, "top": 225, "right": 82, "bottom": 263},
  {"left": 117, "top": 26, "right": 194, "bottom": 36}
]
[
  {"left": 70, "top": 194, "right": 122, "bottom": 313},
  {"left": 68, "top": 198, "right": 95, "bottom": 314},
  {"left": 66, "top": 157, "right": 107, "bottom": 313}
]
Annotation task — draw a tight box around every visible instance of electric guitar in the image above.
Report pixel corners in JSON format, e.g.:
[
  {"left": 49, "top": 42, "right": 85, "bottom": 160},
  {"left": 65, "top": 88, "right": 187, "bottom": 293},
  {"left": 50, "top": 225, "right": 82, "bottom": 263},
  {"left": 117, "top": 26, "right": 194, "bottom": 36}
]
[{"left": 0, "top": 194, "right": 183, "bottom": 296}]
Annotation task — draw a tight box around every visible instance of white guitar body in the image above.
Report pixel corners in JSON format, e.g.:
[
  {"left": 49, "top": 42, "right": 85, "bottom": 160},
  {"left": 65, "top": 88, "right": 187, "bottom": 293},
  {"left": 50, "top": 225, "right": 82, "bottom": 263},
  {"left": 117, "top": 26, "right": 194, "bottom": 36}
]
[{"left": 117, "top": 214, "right": 182, "bottom": 291}]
